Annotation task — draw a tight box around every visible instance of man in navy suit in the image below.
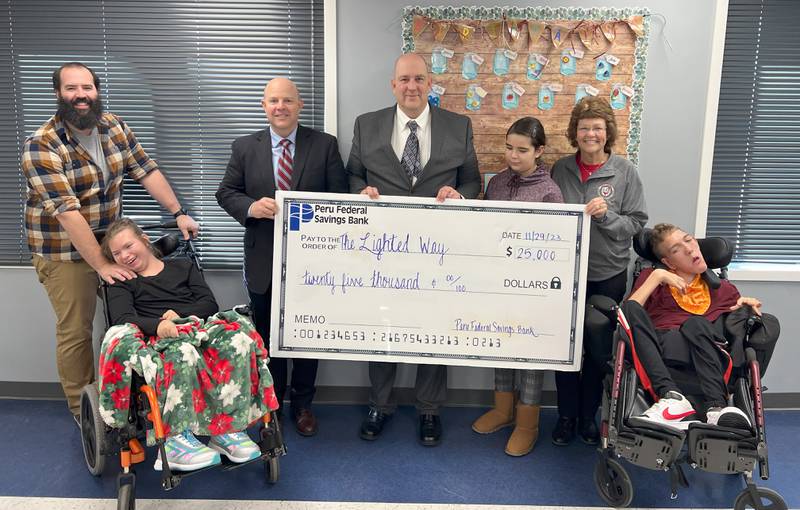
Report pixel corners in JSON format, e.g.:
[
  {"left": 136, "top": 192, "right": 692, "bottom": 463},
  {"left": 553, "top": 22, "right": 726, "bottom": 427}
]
[
  {"left": 217, "top": 78, "right": 348, "bottom": 436},
  {"left": 347, "top": 53, "right": 481, "bottom": 446}
]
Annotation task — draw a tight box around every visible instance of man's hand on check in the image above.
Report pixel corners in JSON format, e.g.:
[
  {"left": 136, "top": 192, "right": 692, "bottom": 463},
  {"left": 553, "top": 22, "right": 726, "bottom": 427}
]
[
  {"left": 435, "top": 186, "right": 462, "bottom": 202},
  {"left": 250, "top": 197, "right": 279, "bottom": 219},
  {"left": 360, "top": 186, "right": 381, "bottom": 200}
]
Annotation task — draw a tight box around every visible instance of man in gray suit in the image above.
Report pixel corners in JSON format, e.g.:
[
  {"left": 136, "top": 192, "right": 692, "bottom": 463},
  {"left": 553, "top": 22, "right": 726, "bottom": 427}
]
[{"left": 346, "top": 53, "right": 481, "bottom": 446}]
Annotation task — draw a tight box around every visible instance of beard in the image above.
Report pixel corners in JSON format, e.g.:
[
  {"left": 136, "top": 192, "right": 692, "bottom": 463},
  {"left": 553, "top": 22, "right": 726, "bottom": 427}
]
[{"left": 57, "top": 95, "right": 103, "bottom": 130}]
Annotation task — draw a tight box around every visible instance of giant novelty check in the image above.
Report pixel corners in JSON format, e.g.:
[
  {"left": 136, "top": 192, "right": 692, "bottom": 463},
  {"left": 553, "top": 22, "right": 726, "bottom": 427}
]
[{"left": 270, "top": 191, "right": 589, "bottom": 370}]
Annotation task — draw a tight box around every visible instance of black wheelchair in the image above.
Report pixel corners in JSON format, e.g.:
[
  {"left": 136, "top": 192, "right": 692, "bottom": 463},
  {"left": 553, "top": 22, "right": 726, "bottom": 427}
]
[
  {"left": 78, "top": 221, "right": 286, "bottom": 510},
  {"left": 588, "top": 229, "right": 786, "bottom": 510}
]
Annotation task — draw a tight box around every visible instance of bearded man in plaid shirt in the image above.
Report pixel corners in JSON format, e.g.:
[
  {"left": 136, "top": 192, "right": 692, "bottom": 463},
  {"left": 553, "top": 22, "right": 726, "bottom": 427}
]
[{"left": 21, "top": 62, "right": 199, "bottom": 422}]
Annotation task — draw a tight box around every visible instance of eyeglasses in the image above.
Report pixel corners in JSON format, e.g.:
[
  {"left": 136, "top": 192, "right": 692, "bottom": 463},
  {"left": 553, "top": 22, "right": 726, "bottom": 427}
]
[{"left": 577, "top": 126, "right": 606, "bottom": 134}]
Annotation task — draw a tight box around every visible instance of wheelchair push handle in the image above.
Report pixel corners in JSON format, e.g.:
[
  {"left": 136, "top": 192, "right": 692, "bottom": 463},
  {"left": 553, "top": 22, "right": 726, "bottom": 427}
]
[
  {"left": 140, "top": 220, "right": 180, "bottom": 231},
  {"left": 741, "top": 306, "right": 763, "bottom": 344},
  {"left": 93, "top": 220, "right": 181, "bottom": 243}
]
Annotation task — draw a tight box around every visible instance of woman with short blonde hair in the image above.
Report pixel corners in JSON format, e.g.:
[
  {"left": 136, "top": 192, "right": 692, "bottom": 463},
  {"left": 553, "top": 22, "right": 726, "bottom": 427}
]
[{"left": 549, "top": 96, "right": 648, "bottom": 446}]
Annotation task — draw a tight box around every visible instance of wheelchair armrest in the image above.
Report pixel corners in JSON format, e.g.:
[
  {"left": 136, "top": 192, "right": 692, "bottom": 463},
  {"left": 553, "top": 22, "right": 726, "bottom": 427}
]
[
  {"left": 584, "top": 295, "right": 618, "bottom": 365},
  {"left": 233, "top": 304, "right": 251, "bottom": 317},
  {"left": 588, "top": 294, "right": 618, "bottom": 320}
]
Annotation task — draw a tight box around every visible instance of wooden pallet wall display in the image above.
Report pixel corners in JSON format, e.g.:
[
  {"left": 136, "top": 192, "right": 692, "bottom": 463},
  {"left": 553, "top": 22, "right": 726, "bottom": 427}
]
[{"left": 401, "top": 6, "right": 650, "bottom": 187}]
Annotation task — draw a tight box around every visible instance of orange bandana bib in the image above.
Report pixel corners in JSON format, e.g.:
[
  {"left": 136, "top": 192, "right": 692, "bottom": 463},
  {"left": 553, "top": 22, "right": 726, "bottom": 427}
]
[{"left": 669, "top": 273, "right": 711, "bottom": 315}]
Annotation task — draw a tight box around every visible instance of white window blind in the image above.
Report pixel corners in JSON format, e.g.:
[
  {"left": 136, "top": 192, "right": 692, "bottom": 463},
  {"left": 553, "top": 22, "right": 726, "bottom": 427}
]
[
  {"left": 708, "top": 0, "right": 800, "bottom": 264},
  {"left": 0, "top": 0, "right": 325, "bottom": 267}
]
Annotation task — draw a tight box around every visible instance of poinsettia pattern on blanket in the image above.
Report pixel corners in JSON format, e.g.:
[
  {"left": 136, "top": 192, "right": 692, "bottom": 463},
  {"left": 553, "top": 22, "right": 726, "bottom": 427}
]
[{"left": 97, "top": 309, "right": 278, "bottom": 445}]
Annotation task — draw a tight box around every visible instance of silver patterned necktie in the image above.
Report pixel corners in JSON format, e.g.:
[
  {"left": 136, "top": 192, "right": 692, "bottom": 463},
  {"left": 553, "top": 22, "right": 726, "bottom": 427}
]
[{"left": 401, "top": 120, "right": 421, "bottom": 179}]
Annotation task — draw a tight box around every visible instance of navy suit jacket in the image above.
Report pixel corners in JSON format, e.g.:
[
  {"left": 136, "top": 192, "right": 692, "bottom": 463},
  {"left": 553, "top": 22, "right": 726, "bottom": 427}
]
[{"left": 216, "top": 124, "right": 347, "bottom": 294}]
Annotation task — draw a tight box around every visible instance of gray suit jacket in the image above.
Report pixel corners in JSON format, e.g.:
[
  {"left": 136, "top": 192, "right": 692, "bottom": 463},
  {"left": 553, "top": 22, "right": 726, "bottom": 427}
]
[
  {"left": 216, "top": 125, "right": 347, "bottom": 294},
  {"left": 346, "top": 105, "right": 481, "bottom": 198}
]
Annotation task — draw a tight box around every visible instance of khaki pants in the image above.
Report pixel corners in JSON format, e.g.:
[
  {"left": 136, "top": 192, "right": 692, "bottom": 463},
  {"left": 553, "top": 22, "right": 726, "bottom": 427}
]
[{"left": 32, "top": 255, "right": 98, "bottom": 415}]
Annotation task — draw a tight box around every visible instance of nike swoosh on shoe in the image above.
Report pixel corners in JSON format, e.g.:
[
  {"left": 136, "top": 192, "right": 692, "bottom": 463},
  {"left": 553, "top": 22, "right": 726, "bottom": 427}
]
[{"left": 662, "top": 409, "right": 696, "bottom": 420}]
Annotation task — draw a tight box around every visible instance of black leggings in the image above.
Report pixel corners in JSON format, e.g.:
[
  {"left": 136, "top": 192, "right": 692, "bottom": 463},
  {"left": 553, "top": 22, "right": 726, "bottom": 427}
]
[{"left": 555, "top": 270, "right": 627, "bottom": 420}]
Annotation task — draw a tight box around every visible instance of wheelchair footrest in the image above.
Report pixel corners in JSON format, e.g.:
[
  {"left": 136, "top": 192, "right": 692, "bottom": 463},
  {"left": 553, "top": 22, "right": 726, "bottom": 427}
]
[
  {"left": 260, "top": 414, "right": 286, "bottom": 456},
  {"left": 689, "top": 436, "right": 757, "bottom": 474},
  {"left": 613, "top": 431, "right": 684, "bottom": 470},
  {"left": 260, "top": 430, "right": 282, "bottom": 451}
]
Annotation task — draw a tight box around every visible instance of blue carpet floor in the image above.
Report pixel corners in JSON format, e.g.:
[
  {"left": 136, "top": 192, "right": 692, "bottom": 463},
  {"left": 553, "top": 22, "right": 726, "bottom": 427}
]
[{"left": 0, "top": 399, "right": 796, "bottom": 508}]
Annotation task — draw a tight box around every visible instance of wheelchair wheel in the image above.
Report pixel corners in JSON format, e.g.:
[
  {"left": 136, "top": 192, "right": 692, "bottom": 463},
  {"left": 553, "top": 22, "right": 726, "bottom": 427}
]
[
  {"left": 117, "top": 482, "right": 135, "bottom": 510},
  {"left": 594, "top": 457, "right": 634, "bottom": 508},
  {"left": 734, "top": 486, "right": 787, "bottom": 510},
  {"left": 265, "top": 455, "right": 280, "bottom": 484},
  {"left": 80, "top": 383, "right": 107, "bottom": 476}
]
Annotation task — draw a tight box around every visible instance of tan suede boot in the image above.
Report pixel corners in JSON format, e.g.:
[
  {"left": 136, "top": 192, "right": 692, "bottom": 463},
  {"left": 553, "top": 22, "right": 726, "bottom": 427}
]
[
  {"left": 472, "top": 391, "right": 515, "bottom": 434},
  {"left": 505, "top": 404, "right": 540, "bottom": 456}
]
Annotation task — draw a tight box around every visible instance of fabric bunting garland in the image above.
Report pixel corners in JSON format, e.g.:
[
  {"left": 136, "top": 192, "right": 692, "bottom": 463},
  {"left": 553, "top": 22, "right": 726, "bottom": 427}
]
[
  {"left": 407, "top": 15, "right": 646, "bottom": 49},
  {"left": 412, "top": 15, "right": 428, "bottom": 38},
  {"left": 601, "top": 22, "right": 617, "bottom": 44},
  {"left": 527, "top": 21, "right": 546, "bottom": 46},
  {"left": 454, "top": 23, "right": 475, "bottom": 42},
  {"left": 484, "top": 20, "right": 504, "bottom": 42},
  {"left": 432, "top": 20, "right": 450, "bottom": 42}
]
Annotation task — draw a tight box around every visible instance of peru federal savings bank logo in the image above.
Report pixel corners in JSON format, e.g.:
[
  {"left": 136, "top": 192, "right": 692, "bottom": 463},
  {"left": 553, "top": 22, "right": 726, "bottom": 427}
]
[
  {"left": 289, "top": 202, "right": 370, "bottom": 231},
  {"left": 289, "top": 203, "right": 314, "bottom": 231}
]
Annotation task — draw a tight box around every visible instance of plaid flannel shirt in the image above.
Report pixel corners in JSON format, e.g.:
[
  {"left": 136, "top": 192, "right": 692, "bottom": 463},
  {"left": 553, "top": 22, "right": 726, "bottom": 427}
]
[{"left": 22, "top": 112, "right": 158, "bottom": 261}]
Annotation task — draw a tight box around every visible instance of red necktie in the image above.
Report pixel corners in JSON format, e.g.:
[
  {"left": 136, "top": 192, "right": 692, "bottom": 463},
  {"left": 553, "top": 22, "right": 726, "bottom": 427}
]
[{"left": 277, "top": 138, "right": 293, "bottom": 190}]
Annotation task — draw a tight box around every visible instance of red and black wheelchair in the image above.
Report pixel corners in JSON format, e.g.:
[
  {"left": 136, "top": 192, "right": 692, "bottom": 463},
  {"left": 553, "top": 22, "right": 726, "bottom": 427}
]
[{"left": 588, "top": 229, "right": 785, "bottom": 510}]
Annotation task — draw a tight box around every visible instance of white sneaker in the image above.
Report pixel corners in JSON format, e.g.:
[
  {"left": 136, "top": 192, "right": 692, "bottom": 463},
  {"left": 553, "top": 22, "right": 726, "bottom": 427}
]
[
  {"left": 706, "top": 406, "right": 751, "bottom": 430},
  {"left": 209, "top": 431, "right": 261, "bottom": 463},
  {"left": 635, "top": 391, "right": 698, "bottom": 431},
  {"left": 153, "top": 430, "right": 221, "bottom": 471}
]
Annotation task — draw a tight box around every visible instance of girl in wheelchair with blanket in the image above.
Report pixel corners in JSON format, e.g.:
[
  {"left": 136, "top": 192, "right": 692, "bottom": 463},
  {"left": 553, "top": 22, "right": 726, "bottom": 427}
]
[
  {"left": 623, "top": 222, "right": 762, "bottom": 430},
  {"left": 96, "top": 217, "right": 280, "bottom": 471}
]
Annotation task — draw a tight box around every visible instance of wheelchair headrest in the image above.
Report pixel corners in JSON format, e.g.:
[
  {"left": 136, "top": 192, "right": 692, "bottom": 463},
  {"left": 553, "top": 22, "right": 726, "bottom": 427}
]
[
  {"left": 633, "top": 229, "right": 733, "bottom": 270},
  {"left": 153, "top": 233, "right": 181, "bottom": 257}
]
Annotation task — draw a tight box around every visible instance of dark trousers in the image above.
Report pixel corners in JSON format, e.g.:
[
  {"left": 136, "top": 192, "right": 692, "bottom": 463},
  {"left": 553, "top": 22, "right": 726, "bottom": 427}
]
[
  {"left": 368, "top": 361, "right": 447, "bottom": 415},
  {"left": 555, "top": 270, "right": 627, "bottom": 420},
  {"left": 621, "top": 300, "right": 728, "bottom": 408},
  {"left": 249, "top": 289, "right": 318, "bottom": 413}
]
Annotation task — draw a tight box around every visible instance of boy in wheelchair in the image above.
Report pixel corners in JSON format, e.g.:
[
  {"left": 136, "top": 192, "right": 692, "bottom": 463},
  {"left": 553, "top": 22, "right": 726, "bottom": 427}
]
[
  {"left": 97, "top": 218, "right": 280, "bottom": 471},
  {"left": 622, "top": 223, "right": 761, "bottom": 431}
]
